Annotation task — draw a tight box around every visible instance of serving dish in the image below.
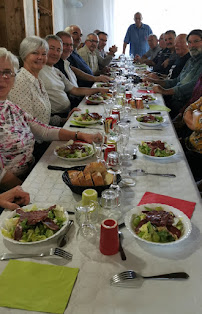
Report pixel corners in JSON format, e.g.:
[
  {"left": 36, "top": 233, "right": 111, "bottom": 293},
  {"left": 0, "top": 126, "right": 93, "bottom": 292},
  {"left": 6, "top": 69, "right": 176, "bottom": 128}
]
[
  {"left": 54, "top": 141, "right": 94, "bottom": 161},
  {"left": 1, "top": 204, "right": 69, "bottom": 245},
  {"left": 125, "top": 203, "right": 192, "bottom": 246},
  {"left": 62, "top": 165, "right": 121, "bottom": 196}
]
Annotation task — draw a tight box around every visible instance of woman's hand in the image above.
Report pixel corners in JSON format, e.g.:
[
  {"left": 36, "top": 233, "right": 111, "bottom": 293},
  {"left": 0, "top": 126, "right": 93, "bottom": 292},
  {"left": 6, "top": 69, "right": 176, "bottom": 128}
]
[
  {"left": 79, "top": 132, "right": 103, "bottom": 144},
  {"left": 0, "top": 186, "right": 30, "bottom": 210}
]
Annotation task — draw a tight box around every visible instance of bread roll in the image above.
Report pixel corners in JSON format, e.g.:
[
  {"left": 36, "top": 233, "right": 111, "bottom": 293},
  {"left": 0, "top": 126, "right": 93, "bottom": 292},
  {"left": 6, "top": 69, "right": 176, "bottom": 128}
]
[
  {"left": 92, "top": 172, "right": 104, "bottom": 186},
  {"left": 84, "top": 162, "right": 106, "bottom": 175},
  {"left": 68, "top": 170, "right": 80, "bottom": 185}
]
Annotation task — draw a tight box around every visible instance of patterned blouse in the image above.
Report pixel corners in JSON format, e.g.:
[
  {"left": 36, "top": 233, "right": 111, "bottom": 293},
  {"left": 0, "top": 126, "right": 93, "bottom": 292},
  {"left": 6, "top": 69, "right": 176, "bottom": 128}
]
[
  {"left": 8, "top": 68, "right": 61, "bottom": 126},
  {"left": 0, "top": 100, "right": 60, "bottom": 176}
]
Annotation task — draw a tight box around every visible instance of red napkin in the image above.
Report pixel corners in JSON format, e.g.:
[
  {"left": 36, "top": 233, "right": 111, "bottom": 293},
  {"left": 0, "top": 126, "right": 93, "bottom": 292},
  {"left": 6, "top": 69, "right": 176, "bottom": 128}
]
[{"left": 138, "top": 192, "right": 196, "bottom": 219}]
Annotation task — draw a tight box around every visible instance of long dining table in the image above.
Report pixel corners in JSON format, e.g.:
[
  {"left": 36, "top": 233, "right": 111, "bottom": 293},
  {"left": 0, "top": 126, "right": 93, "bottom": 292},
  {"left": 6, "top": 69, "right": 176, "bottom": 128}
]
[{"left": 0, "top": 87, "right": 202, "bottom": 314}]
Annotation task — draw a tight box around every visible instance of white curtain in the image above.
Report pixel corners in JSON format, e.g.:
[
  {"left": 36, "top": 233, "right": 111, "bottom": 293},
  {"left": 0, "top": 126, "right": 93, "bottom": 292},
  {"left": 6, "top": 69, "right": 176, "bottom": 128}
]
[{"left": 102, "top": 0, "right": 115, "bottom": 49}]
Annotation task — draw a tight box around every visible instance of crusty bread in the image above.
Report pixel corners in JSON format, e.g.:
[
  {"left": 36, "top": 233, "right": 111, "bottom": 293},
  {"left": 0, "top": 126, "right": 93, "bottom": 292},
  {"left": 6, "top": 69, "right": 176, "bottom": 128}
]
[
  {"left": 68, "top": 170, "right": 80, "bottom": 186},
  {"left": 77, "top": 171, "right": 87, "bottom": 186},
  {"left": 68, "top": 163, "right": 113, "bottom": 186},
  {"left": 84, "top": 172, "right": 94, "bottom": 186},
  {"left": 83, "top": 162, "right": 106, "bottom": 175},
  {"left": 103, "top": 171, "right": 114, "bottom": 185},
  {"left": 92, "top": 172, "right": 104, "bottom": 186}
]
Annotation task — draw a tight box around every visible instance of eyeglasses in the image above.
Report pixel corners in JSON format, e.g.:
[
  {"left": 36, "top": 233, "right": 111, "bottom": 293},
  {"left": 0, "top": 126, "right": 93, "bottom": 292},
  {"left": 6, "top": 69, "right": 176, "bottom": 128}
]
[
  {"left": 86, "top": 40, "right": 98, "bottom": 44},
  {"left": 72, "top": 31, "right": 83, "bottom": 37},
  {"left": 63, "top": 43, "right": 73, "bottom": 47},
  {"left": 188, "top": 39, "right": 202, "bottom": 44},
  {"left": 0, "top": 70, "right": 16, "bottom": 79}
]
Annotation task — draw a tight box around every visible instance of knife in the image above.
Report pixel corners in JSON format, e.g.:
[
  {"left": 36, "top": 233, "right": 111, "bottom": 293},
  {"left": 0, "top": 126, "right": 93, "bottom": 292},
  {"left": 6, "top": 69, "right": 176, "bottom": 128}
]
[
  {"left": 69, "top": 125, "right": 101, "bottom": 130},
  {"left": 132, "top": 126, "right": 163, "bottom": 130},
  {"left": 48, "top": 165, "right": 74, "bottom": 171}
]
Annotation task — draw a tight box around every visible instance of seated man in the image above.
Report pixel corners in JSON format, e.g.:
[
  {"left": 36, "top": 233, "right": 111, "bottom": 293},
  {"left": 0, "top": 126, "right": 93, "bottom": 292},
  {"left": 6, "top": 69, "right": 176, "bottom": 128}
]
[
  {"left": 96, "top": 31, "right": 117, "bottom": 69},
  {"left": 39, "top": 35, "right": 109, "bottom": 115},
  {"left": 152, "top": 29, "right": 202, "bottom": 119},
  {"left": 54, "top": 31, "right": 110, "bottom": 106},
  {"left": 182, "top": 96, "right": 202, "bottom": 182},
  {"left": 145, "top": 34, "right": 191, "bottom": 81},
  {"left": 77, "top": 33, "right": 101, "bottom": 75},
  {"left": 152, "top": 30, "right": 177, "bottom": 75},
  {"left": 64, "top": 25, "right": 94, "bottom": 87},
  {"left": 134, "top": 34, "right": 161, "bottom": 65}
]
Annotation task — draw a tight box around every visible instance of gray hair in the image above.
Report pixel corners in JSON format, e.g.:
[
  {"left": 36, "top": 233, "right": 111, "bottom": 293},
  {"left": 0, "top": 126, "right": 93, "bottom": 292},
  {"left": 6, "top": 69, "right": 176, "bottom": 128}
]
[
  {"left": 0, "top": 47, "right": 19, "bottom": 73},
  {"left": 45, "top": 34, "right": 63, "bottom": 51},
  {"left": 86, "top": 33, "right": 98, "bottom": 41},
  {"left": 64, "top": 25, "right": 81, "bottom": 34},
  {"left": 19, "top": 36, "right": 49, "bottom": 61},
  {"left": 56, "top": 31, "right": 72, "bottom": 40}
]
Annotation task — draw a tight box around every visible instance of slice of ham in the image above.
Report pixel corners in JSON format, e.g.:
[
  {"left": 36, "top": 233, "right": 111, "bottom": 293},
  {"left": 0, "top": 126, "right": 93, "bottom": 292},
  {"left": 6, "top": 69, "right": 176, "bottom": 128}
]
[
  {"left": 14, "top": 224, "right": 23, "bottom": 241},
  {"left": 42, "top": 218, "right": 60, "bottom": 231}
]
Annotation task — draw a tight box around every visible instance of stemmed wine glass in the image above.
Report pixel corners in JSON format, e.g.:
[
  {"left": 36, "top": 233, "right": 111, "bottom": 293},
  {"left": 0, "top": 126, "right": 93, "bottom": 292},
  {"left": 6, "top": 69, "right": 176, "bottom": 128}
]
[{"left": 93, "top": 130, "right": 106, "bottom": 162}]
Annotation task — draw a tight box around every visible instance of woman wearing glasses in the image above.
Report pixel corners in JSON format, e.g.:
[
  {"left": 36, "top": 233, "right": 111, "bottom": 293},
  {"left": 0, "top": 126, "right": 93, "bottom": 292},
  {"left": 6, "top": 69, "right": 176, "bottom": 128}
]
[{"left": 0, "top": 48, "right": 102, "bottom": 190}]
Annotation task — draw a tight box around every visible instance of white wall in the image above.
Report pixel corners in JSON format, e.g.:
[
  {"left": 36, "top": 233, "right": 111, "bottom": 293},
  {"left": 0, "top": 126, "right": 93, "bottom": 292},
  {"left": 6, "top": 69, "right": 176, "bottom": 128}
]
[{"left": 53, "top": 0, "right": 65, "bottom": 33}]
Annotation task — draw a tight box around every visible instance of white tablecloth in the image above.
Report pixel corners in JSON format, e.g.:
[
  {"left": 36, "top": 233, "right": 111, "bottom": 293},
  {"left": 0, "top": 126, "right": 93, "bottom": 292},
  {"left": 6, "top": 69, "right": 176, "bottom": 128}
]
[{"left": 0, "top": 92, "right": 201, "bottom": 314}]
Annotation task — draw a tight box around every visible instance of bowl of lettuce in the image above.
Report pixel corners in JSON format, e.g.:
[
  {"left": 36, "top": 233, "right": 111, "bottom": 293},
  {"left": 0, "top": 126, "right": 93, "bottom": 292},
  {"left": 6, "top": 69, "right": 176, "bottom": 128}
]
[
  {"left": 54, "top": 140, "right": 94, "bottom": 161},
  {"left": 125, "top": 204, "right": 192, "bottom": 245},
  {"left": 1, "top": 204, "right": 69, "bottom": 245},
  {"left": 138, "top": 140, "right": 176, "bottom": 160}
]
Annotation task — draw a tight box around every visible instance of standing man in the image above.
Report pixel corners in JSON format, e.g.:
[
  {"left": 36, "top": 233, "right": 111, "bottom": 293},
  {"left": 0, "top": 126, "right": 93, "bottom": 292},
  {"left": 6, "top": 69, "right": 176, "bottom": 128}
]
[{"left": 122, "top": 12, "right": 152, "bottom": 57}]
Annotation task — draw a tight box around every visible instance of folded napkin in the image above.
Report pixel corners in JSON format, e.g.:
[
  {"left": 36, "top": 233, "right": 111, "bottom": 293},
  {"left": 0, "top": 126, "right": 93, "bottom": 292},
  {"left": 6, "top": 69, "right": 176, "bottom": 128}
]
[
  {"left": 149, "top": 104, "right": 171, "bottom": 112},
  {"left": 70, "top": 120, "right": 90, "bottom": 127},
  {"left": 0, "top": 260, "right": 79, "bottom": 314},
  {"left": 138, "top": 191, "right": 196, "bottom": 219}
]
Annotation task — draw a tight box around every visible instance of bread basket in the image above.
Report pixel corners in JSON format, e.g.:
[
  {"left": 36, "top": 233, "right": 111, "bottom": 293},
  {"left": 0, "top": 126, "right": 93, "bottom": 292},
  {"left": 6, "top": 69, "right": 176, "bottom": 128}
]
[{"left": 62, "top": 166, "right": 121, "bottom": 196}]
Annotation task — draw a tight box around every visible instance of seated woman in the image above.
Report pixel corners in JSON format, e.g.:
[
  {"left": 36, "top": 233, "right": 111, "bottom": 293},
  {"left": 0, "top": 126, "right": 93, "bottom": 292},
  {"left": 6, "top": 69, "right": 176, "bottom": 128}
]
[
  {"left": 182, "top": 97, "right": 202, "bottom": 182},
  {"left": 0, "top": 48, "right": 102, "bottom": 190}
]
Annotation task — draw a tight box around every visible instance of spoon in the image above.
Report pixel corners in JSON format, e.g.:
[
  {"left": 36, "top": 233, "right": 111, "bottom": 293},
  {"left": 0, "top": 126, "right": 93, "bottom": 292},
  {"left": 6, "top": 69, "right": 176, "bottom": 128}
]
[
  {"left": 57, "top": 220, "right": 74, "bottom": 247},
  {"left": 132, "top": 169, "right": 176, "bottom": 178},
  {"left": 118, "top": 231, "right": 126, "bottom": 261}
]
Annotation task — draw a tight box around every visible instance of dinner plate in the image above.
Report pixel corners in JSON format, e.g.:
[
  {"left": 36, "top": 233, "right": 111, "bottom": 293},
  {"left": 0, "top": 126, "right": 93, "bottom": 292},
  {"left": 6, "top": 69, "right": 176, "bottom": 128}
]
[
  {"left": 125, "top": 203, "right": 192, "bottom": 246},
  {"left": 138, "top": 141, "right": 176, "bottom": 160},
  {"left": 141, "top": 94, "right": 157, "bottom": 104},
  {"left": 136, "top": 115, "right": 165, "bottom": 127},
  {"left": 137, "top": 83, "right": 154, "bottom": 90},
  {"left": 86, "top": 96, "right": 104, "bottom": 103},
  {"left": 54, "top": 142, "right": 94, "bottom": 161},
  {"left": 1, "top": 204, "right": 69, "bottom": 245},
  {"left": 72, "top": 114, "right": 101, "bottom": 125}
]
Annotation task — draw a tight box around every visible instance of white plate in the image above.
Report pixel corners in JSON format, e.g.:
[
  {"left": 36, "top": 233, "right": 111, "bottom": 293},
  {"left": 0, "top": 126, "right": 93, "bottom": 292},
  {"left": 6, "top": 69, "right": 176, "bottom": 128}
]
[
  {"left": 138, "top": 141, "right": 176, "bottom": 160},
  {"left": 72, "top": 114, "right": 101, "bottom": 125},
  {"left": 137, "top": 83, "right": 154, "bottom": 90},
  {"left": 125, "top": 203, "right": 192, "bottom": 246},
  {"left": 141, "top": 94, "right": 157, "bottom": 104},
  {"left": 1, "top": 204, "right": 69, "bottom": 245},
  {"left": 136, "top": 115, "right": 165, "bottom": 127},
  {"left": 54, "top": 142, "right": 94, "bottom": 161},
  {"left": 86, "top": 96, "right": 104, "bottom": 103}
]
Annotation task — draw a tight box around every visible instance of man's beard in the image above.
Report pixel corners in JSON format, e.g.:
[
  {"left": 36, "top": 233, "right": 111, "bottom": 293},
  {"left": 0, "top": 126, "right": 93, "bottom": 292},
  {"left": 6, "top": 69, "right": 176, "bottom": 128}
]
[{"left": 190, "top": 46, "right": 202, "bottom": 57}]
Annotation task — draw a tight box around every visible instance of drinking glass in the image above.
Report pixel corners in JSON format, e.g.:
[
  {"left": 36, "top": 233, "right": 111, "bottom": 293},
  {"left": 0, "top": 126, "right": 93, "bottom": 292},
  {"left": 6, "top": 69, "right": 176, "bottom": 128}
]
[
  {"left": 75, "top": 203, "right": 97, "bottom": 241},
  {"left": 93, "top": 130, "right": 106, "bottom": 162},
  {"left": 100, "top": 189, "right": 121, "bottom": 221},
  {"left": 118, "top": 122, "right": 132, "bottom": 160},
  {"left": 106, "top": 151, "right": 122, "bottom": 194}
]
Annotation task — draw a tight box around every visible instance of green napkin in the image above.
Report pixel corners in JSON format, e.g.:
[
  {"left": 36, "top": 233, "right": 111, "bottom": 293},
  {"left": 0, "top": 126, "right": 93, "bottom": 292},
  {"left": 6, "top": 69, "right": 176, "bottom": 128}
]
[
  {"left": 0, "top": 260, "right": 79, "bottom": 314},
  {"left": 70, "top": 120, "right": 93, "bottom": 127},
  {"left": 149, "top": 104, "right": 171, "bottom": 112}
]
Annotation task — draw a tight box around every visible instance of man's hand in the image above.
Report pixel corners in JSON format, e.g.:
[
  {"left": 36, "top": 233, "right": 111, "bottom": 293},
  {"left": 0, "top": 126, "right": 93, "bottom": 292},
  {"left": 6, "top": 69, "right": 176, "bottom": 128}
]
[
  {"left": 153, "top": 84, "right": 164, "bottom": 94},
  {"left": 0, "top": 186, "right": 30, "bottom": 210},
  {"left": 109, "top": 45, "right": 118, "bottom": 55},
  {"left": 95, "top": 75, "right": 110, "bottom": 83}
]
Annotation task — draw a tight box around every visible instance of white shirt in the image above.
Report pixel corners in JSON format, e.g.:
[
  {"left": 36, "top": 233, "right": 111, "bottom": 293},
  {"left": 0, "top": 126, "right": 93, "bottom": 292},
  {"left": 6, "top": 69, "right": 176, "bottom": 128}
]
[
  {"left": 39, "top": 65, "right": 75, "bottom": 114},
  {"left": 64, "top": 60, "right": 78, "bottom": 87},
  {"left": 8, "top": 68, "right": 61, "bottom": 126}
]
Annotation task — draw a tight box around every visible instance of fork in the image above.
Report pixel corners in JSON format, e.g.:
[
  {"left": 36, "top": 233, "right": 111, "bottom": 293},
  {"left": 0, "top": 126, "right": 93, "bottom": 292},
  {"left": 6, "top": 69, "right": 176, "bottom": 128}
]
[
  {"left": 0, "top": 247, "right": 73, "bottom": 261},
  {"left": 110, "top": 270, "right": 189, "bottom": 286}
]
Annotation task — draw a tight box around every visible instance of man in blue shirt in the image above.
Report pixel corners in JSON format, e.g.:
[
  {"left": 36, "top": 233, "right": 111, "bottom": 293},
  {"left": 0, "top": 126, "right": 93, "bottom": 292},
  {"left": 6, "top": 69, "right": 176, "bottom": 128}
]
[{"left": 122, "top": 12, "right": 152, "bottom": 57}]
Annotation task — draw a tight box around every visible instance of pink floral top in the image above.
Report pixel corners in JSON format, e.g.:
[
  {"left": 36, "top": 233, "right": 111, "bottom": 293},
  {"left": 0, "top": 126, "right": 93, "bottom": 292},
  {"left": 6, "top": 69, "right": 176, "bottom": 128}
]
[{"left": 0, "top": 100, "right": 60, "bottom": 176}]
